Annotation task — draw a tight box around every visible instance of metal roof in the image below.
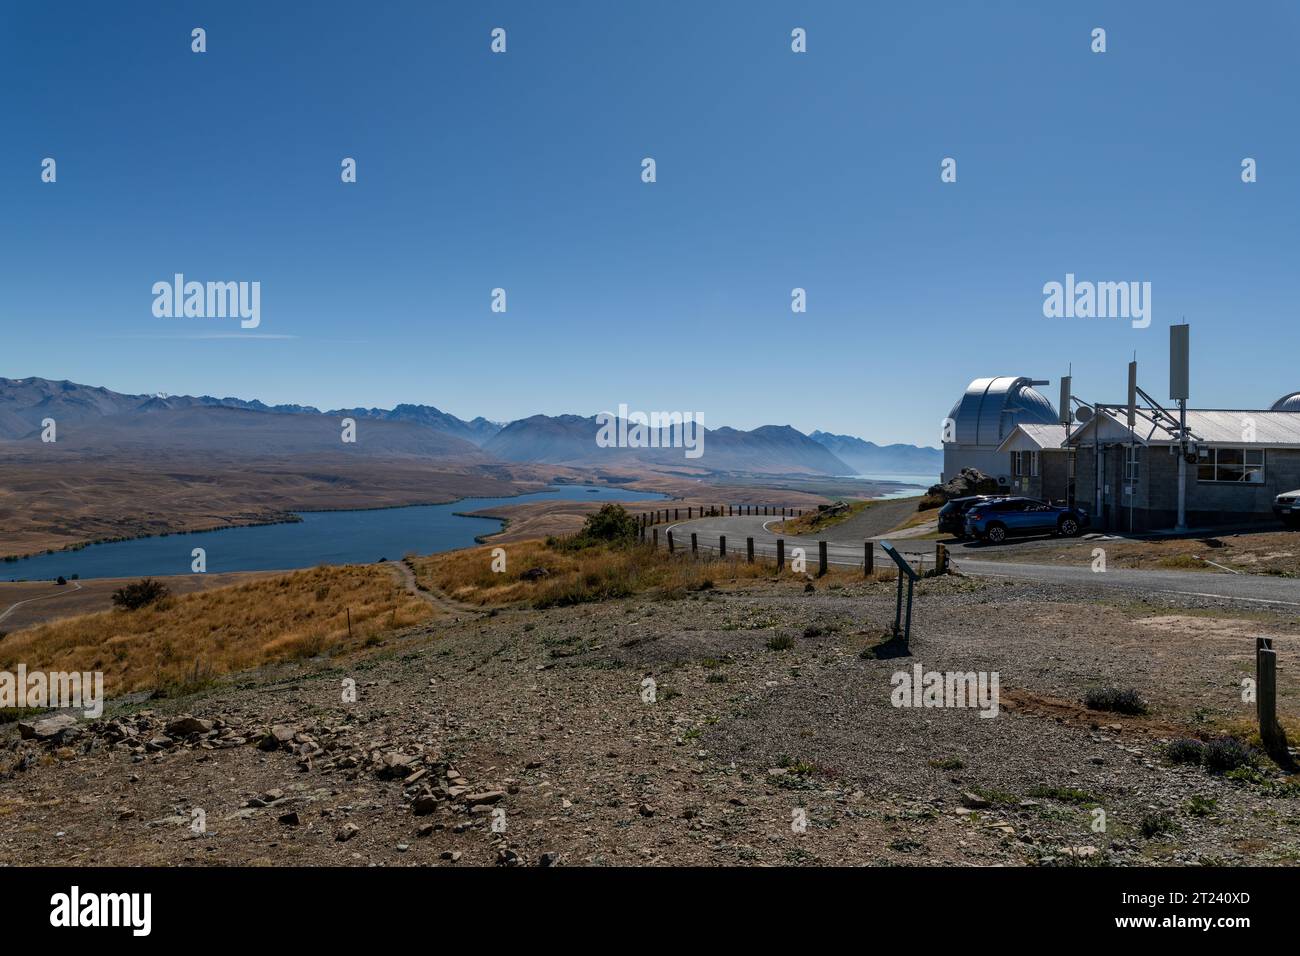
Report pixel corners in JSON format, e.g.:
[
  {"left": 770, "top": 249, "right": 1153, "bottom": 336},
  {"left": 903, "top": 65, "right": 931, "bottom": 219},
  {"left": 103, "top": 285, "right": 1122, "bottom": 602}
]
[
  {"left": 946, "top": 376, "right": 1058, "bottom": 447},
  {"left": 1271, "top": 392, "right": 1300, "bottom": 412},
  {"left": 1068, "top": 409, "right": 1300, "bottom": 448},
  {"left": 996, "top": 423, "right": 1069, "bottom": 453}
]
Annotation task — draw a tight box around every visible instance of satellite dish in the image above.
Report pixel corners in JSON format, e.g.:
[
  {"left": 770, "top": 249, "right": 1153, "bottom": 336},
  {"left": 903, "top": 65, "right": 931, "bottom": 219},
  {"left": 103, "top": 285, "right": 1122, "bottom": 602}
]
[{"left": 1074, "top": 405, "right": 1093, "bottom": 423}]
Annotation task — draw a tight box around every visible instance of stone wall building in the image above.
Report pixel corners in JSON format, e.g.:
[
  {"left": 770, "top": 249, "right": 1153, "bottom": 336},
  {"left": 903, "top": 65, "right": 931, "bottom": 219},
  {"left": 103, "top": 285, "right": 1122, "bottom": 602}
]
[{"left": 1067, "top": 407, "right": 1300, "bottom": 531}]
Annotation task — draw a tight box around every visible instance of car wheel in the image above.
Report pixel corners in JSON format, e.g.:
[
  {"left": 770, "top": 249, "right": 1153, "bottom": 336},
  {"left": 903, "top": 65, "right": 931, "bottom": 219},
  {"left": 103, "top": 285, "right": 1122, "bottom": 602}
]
[
  {"left": 985, "top": 523, "right": 1007, "bottom": 545},
  {"left": 1059, "top": 517, "right": 1080, "bottom": 537}
]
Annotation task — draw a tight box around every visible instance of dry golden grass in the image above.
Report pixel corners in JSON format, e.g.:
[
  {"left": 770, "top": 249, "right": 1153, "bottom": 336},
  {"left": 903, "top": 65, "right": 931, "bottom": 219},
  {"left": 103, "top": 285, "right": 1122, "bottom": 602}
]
[
  {"left": 775, "top": 499, "right": 873, "bottom": 536},
  {"left": 0, "top": 564, "right": 432, "bottom": 696},
  {"left": 412, "top": 539, "right": 890, "bottom": 608}
]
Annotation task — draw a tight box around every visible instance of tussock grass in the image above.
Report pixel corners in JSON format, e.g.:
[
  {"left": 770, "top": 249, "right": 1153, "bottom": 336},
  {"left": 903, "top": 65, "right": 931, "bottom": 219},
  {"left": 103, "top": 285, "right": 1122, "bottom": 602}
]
[
  {"left": 776, "top": 499, "right": 870, "bottom": 536},
  {"left": 0, "top": 565, "right": 432, "bottom": 697},
  {"left": 413, "top": 539, "right": 884, "bottom": 609}
]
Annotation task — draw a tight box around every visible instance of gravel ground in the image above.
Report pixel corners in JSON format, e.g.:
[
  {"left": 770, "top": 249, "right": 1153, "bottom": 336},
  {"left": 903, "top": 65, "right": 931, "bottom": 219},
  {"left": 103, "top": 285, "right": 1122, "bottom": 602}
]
[{"left": 2, "top": 573, "right": 1298, "bottom": 867}]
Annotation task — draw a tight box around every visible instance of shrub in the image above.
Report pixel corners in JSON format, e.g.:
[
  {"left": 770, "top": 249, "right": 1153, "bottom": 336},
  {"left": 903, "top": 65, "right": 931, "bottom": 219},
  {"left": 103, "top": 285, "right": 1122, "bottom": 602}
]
[
  {"left": 554, "top": 504, "right": 640, "bottom": 551},
  {"left": 767, "top": 634, "right": 795, "bottom": 651},
  {"left": 111, "top": 578, "right": 170, "bottom": 611},
  {"left": 1165, "top": 738, "right": 1204, "bottom": 765},
  {"left": 1202, "top": 737, "right": 1254, "bottom": 774},
  {"left": 1083, "top": 687, "right": 1149, "bottom": 716},
  {"left": 1139, "top": 810, "right": 1178, "bottom": 839}
]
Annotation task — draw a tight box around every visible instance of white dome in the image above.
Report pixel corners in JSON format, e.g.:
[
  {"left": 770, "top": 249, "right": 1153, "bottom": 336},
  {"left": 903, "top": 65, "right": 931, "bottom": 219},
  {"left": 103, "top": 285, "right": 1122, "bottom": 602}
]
[{"left": 946, "top": 376, "right": 1058, "bottom": 448}]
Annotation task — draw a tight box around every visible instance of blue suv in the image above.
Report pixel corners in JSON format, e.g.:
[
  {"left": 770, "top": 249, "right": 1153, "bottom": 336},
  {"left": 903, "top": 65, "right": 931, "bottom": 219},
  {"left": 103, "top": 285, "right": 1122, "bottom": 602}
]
[{"left": 964, "top": 497, "right": 1089, "bottom": 544}]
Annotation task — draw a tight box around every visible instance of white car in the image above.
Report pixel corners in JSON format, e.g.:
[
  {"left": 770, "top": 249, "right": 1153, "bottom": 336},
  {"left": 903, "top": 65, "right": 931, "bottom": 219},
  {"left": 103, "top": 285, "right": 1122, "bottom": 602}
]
[{"left": 1274, "top": 490, "right": 1300, "bottom": 527}]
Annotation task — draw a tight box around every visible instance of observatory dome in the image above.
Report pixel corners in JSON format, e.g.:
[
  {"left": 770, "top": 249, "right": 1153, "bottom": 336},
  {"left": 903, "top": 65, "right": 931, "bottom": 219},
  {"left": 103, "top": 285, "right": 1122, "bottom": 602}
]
[
  {"left": 946, "top": 376, "right": 1059, "bottom": 448},
  {"left": 1270, "top": 392, "right": 1300, "bottom": 412}
]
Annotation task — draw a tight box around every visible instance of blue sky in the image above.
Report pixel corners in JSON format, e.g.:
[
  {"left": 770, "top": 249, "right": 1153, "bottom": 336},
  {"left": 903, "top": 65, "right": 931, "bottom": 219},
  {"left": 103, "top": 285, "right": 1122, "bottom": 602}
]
[{"left": 3, "top": 1, "right": 1298, "bottom": 445}]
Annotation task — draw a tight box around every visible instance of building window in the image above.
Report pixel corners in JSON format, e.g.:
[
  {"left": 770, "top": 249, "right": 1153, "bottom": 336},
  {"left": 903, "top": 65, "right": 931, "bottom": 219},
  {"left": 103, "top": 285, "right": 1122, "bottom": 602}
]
[
  {"left": 1196, "top": 447, "right": 1265, "bottom": 483},
  {"left": 1123, "top": 445, "right": 1140, "bottom": 483},
  {"left": 1011, "top": 450, "right": 1040, "bottom": 478}
]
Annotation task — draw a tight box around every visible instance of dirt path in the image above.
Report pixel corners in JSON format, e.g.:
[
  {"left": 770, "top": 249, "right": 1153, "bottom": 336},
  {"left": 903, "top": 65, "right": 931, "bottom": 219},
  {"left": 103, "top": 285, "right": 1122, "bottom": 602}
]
[
  {"left": 0, "top": 580, "right": 82, "bottom": 625},
  {"left": 390, "top": 559, "right": 489, "bottom": 618}
]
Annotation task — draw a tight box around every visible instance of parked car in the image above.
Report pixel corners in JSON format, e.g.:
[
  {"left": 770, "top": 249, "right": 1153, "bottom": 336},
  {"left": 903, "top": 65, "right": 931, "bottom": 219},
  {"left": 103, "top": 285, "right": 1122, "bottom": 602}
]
[
  {"left": 937, "top": 495, "right": 997, "bottom": 539},
  {"left": 1274, "top": 489, "right": 1300, "bottom": 527},
  {"left": 965, "top": 497, "right": 1090, "bottom": 544}
]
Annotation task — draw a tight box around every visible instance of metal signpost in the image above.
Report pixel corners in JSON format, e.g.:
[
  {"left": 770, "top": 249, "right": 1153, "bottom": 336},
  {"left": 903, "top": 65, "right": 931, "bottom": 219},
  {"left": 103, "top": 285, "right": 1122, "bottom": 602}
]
[{"left": 880, "top": 541, "right": 918, "bottom": 645}]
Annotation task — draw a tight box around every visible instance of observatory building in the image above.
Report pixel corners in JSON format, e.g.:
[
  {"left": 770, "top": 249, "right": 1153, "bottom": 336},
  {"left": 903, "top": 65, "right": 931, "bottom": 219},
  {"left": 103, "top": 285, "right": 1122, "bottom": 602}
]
[{"left": 942, "top": 376, "right": 1060, "bottom": 484}]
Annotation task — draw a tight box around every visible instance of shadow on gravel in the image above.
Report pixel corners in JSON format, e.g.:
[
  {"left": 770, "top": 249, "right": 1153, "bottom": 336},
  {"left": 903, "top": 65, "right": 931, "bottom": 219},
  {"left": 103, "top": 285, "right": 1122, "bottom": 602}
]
[{"left": 858, "top": 633, "right": 912, "bottom": 660}]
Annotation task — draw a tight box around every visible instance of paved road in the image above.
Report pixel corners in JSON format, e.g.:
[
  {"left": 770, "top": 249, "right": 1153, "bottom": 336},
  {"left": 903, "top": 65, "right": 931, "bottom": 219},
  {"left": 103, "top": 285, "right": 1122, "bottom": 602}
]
[{"left": 659, "top": 515, "right": 1300, "bottom": 608}]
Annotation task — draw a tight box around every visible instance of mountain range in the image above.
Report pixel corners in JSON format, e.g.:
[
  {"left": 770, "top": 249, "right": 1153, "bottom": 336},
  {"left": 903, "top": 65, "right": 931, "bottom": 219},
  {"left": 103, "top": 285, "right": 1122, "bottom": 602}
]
[{"left": 0, "top": 377, "right": 939, "bottom": 477}]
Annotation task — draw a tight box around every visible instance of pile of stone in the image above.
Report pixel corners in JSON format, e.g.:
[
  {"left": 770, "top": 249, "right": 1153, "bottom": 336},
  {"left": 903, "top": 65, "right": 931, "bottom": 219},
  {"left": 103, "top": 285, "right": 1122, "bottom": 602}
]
[{"left": 926, "top": 467, "right": 1002, "bottom": 501}]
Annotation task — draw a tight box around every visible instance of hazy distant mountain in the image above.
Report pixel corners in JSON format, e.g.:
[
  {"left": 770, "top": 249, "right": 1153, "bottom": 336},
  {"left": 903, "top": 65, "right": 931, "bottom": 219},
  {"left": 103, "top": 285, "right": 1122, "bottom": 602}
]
[
  {"left": 0, "top": 377, "right": 921, "bottom": 477},
  {"left": 328, "top": 404, "right": 502, "bottom": 446},
  {"left": 46, "top": 404, "right": 488, "bottom": 460},
  {"left": 0, "top": 377, "right": 322, "bottom": 438},
  {"left": 485, "top": 416, "right": 855, "bottom": 475},
  {"left": 0, "top": 378, "right": 494, "bottom": 447},
  {"left": 808, "top": 430, "right": 941, "bottom": 475}
]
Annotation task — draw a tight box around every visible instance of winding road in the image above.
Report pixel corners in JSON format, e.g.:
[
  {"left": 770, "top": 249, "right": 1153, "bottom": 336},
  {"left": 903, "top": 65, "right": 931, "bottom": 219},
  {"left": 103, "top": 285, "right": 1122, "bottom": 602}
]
[
  {"left": 658, "top": 514, "right": 1300, "bottom": 608},
  {"left": 0, "top": 580, "right": 84, "bottom": 625}
]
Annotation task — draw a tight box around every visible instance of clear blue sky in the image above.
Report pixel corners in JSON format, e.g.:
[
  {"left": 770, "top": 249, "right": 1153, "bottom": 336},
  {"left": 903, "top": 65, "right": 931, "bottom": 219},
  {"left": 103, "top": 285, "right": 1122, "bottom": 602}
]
[{"left": 3, "top": 1, "right": 1297, "bottom": 445}]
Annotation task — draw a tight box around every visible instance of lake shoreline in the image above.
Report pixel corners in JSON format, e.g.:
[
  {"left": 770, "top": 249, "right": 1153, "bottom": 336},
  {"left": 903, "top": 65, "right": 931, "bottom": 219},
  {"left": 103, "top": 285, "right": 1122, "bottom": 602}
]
[{"left": 2, "top": 485, "right": 670, "bottom": 582}]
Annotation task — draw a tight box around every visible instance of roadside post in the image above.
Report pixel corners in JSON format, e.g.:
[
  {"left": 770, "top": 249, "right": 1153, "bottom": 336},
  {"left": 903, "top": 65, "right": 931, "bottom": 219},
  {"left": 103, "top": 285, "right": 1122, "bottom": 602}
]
[
  {"left": 747, "top": 537, "right": 755, "bottom": 563},
  {"left": 776, "top": 539, "right": 785, "bottom": 572},
  {"left": 864, "top": 542, "right": 873, "bottom": 577},
  {"left": 691, "top": 532, "right": 698, "bottom": 554},
  {"left": 935, "top": 543, "right": 948, "bottom": 575},
  {"left": 818, "top": 541, "right": 828, "bottom": 577},
  {"left": 881, "top": 540, "right": 918, "bottom": 646},
  {"left": 719, "top": 535, "right": 727, "bottom": 558},
  {"left": 652, "top": 528, "right": 658, "bottom": 549},
  {"left": 1257, "top": 637, "right": 1293, "bottom": 768},
  {"left": 667, "top": 531, "right": 675, "bottom": 554}
]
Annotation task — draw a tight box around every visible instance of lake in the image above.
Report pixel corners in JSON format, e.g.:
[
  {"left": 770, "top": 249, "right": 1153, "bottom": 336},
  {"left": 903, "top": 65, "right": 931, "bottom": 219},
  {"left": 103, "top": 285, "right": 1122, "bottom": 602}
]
[
  {"left": 3, "top": 485, "right": 667, "bottom": 582},
  {"left": 849, "top": 473, "right": 939, "bottom": 499}
]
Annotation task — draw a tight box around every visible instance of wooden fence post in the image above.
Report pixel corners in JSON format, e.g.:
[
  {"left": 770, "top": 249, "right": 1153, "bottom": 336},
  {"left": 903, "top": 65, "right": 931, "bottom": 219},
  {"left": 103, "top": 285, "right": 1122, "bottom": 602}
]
[
  {"left": 747, "top": 537, "right": 755, "bottom": 563},
  {"left": 719, "top": 535, "right": 726, "bottom": 558},
  {"left": 691, "top": 532, "right": 698, "bottom": 554},
  {"left": 864, "top": 542, "right": 873, "bottom": 576},
  {"left": 667, "top": 531, "right": 675, "bottom": 553},
  {"left": 652, "top": 528, "right": 658, "bottom": 548},
  {"left": 1257, "top": 638, "right": 1292, "bottom": 767},
  {"left": 776, "top": 539, "right": 785, "bottom": 572},
  {"left": 936, "top": 543, "right": 948, "bottom": 575},
  {"left": 818, "top": 540, "right": 827, "bottom": 577}
]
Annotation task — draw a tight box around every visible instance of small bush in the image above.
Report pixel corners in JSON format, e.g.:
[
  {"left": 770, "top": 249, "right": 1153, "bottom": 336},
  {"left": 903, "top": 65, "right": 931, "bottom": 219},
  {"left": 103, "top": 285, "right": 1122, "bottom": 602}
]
[
  {"left": 555, "top": 504, "right": 640, "bottom": 551},
  {"left": 1185, "top": 794, "right": 1218, "bottom": 817},
  {"left": 767, "top": 634, "right": 795, "bottom": 651},
  {"left": 1139, "top": 810, "right": 1178, "bottom": 839},
  {"left": 111, "top": 578, "right": 170, "bottom": 611},
  {"left": 1165, "top": 738, "right": 1205, "bottom": 765},
  {"left": 927, "top": 757, "right": 964, "bottom": 771},
  {"left": 1203, "top": 737, "right": 1254, "bottom": 774},
  {"left": 1083, "top": 687, "right": 1148, "bottom": 716}
]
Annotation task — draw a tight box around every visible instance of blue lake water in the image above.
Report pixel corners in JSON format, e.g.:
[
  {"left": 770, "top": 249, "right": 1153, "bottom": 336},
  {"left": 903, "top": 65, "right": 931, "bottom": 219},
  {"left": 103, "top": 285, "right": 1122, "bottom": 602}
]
[
  {"left": 3, "top": 485, "right": 667, "bottom": 582},
  {"left": 849, "top": 473, "right": 939, "bottom": 499}
]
